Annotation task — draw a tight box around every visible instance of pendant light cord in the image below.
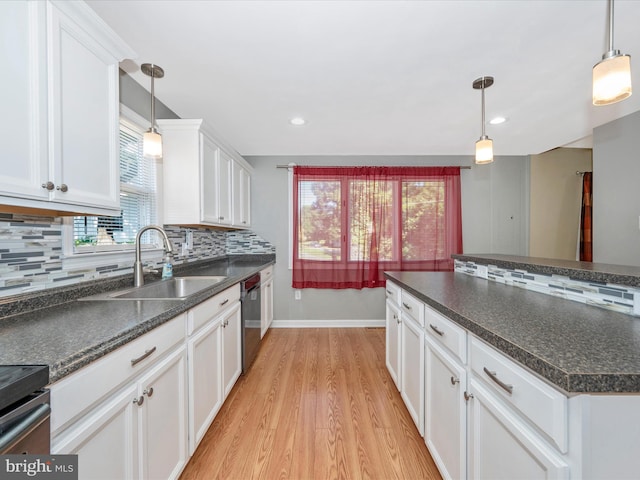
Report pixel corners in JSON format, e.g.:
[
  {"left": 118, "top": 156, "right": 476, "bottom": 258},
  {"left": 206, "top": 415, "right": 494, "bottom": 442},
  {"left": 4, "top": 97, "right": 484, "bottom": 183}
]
[{"left": 150, "top": 67, "right": 156, "bottom": 133}]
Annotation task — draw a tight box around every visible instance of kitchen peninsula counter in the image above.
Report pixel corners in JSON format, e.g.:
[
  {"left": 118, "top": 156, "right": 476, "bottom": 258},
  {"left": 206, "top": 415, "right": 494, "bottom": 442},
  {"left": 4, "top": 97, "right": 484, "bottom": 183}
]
[
  {"left": 0, "top": 255, "right": 274, "bottom": 383},
  {"left": 385, "top": 271, "right": 640, "bottom": 393}
]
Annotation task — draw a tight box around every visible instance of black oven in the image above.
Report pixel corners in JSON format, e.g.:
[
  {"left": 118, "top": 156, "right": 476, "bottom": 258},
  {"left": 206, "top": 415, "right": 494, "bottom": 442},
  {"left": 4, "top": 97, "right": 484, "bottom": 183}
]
[{"left": 0, "top": 365, "right": 50, "bottom": 455}]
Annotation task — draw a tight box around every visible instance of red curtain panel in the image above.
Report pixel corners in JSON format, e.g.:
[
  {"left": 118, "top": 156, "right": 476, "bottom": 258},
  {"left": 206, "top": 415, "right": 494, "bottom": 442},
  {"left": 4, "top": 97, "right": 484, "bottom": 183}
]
[
  {"left": 579, "top": 172, "right": 593, "bottom": 262},
  {"left": 292, "top": 166, "right": 463, "bottom": 289}
]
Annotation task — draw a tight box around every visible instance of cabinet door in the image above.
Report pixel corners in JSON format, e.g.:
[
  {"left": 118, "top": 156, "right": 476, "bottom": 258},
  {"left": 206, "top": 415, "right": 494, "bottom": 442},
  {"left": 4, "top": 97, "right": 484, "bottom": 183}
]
[
  {"left": 217, "top": 151, "right": 232, "bottom": 225},
  {"left": 53, "top": 385, "right": 138, "bottom": 480},
  {"left": 425, "top": 338, "right": 467, "bottom": 480},
  {"left": 201, "top": 134, "right": 220, "bottom": 224},
  {"left": 187, "top": 318, "right": 223, "bottom": 455},
  {"left": 261, "top": 277, "right": 273, "bottom": 338},
  {"left": 222, "top": 302, "right": 242, "bottom": 397},
  {"left": 232, "top": 161, "right": 251, "bottom": 227},
  {"left": 47, "top": 2, "right": 120, "bottom": 210},
  {"left": 468, "top": 379, "right": 569, "bottom": 480},
  {"left": 385, "top": 299, "right": 401, "bottom": 390},
  {"left": 0, "top": 1, "right": 49, "bottom": 201},
  {"left": 400, "top": 313, "right": 425, "bottom": 436},
  {"left": 138, "top": 347, "right": 188, "bottom": 480}
]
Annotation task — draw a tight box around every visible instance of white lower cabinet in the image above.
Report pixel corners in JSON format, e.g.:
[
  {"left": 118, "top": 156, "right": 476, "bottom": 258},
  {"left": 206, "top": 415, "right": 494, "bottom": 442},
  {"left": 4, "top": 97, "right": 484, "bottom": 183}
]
[
  {"left": 260, "top": 266, "right": 274, "bottom": 338},
  {"left": 222, "top": 302, "right": 242, "bottom": 397},
  {"left": 400, "top": 312, "right": 425, "bottom": 436},
  {"left": 187, "top": 318, "right": 223, "bottom": 455},
  {"left": 467, "top": 379, "right": 569, "bottom": 480},
  {"left": 425, "top": 337, "right": 467, "bottom": 480},
  {"left": 138, "top": 347, "right": 188, "bottom": 480},
  {"left": 54, "top": 346, "right": 188, "bottom": 480},
  {"left": 385, "top": 298, "right": 401, "bottom": 390},
  {"left": 55, "top": 385, "right": 139, "bottom": 480}
]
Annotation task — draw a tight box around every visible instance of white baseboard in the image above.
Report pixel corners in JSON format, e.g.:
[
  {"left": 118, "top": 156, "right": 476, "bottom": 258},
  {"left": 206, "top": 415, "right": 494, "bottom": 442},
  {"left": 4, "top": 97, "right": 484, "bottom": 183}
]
[{"left": 270, "top": 319, "right": 385, "bottom": 328}]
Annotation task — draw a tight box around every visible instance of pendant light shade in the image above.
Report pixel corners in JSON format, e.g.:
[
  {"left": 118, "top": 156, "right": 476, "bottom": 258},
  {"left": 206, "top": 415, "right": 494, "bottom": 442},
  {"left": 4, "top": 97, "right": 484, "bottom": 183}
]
[
  {"left": 473, "top": 76, "right": 494, "bottom": 165},
  {"left": 593, "top": 0, "right": 632, "bottom": 106},
  {"left": 141, "top": 63, "right": 165, "bottom": 159}
]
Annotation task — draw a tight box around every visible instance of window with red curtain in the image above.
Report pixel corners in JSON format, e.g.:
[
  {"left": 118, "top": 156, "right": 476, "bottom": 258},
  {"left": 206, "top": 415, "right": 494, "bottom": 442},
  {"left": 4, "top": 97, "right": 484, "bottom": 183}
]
[{"left": 292, "top": 166, "right": 462, "bottom": 289}]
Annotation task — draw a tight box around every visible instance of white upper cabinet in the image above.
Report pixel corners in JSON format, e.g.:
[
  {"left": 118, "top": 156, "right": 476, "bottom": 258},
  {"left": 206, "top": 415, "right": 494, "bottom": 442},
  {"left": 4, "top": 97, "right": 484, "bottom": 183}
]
[
  {"left": 0, "top": 0, "right": 135, "bottom": 215},
  {"left": 158, "top": 119, "right": 252, "bottom": 228}
]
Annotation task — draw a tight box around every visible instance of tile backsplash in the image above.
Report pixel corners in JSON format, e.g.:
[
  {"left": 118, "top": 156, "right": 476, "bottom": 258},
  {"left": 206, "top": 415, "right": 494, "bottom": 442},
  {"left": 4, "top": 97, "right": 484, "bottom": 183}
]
[
  {"left": 455, "top": 259, "right": 640, "bottom": 317},
  {"left": 0, "top": 213, "right": 274, "bottom": 298}
]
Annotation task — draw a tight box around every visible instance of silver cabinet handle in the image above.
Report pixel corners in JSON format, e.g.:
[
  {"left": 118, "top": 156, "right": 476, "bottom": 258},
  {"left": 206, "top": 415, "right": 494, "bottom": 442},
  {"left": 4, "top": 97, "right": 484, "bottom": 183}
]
[
  {"left": 386, "top": 290, "right": 392, "bottom": 295},
  {"left": 219, "top": 216, "right": 225, "bottom": 220},
  {"left": 402, "top": 302, "right": 411, "bottom": 310},
  {"left": 464, "top": 391, "right": 474, "bottom": 401},
  {"left": 133, "top": 395, "right": 144, "bottom": 406},
  {"left": 450, "top": 376, "right": 460, "bottom": 385},
  {"left": 143, "top": 387, "right": 154, "bottom": 397},
  {"left": 56, "top": 183, "right": 68, "bottom": 192},
  {"left": 131, "top": 346, "right": 157, "bottom": 366},
  {"left": 41, "top": 181, "right": 54, "bottom": 191},
  {"left": 220, "top": 298, "right": 229, "bottom": 307},
  {"left": 483, "top": 367, "right": 513, "bottom": 394},
  {"left": 429, "top": 324, "right": 445, "bottom": 336}
]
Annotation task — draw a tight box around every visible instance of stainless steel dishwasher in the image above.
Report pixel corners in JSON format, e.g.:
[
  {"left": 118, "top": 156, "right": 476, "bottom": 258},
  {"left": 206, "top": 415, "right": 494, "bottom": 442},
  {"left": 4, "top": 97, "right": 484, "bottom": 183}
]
[{"left": 240, "top": 273, "right": 261, "bottom": 372}]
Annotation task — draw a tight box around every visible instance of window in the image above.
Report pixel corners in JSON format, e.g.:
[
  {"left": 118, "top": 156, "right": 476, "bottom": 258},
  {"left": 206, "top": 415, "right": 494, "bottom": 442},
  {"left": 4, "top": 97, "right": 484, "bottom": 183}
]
[
  {"left": 292, "top": 166, "right": 462, "bottom": 289},
  {"left": 73, "top": 119, "right": 158, "bottom": 253}
]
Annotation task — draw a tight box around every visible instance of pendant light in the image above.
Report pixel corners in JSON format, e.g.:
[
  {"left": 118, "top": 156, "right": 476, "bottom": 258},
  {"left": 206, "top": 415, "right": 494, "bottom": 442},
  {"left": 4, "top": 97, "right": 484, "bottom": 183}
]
[
  {"left": 473, "top": 76, "right": 494, "bottom": 165},
  {"left": 141, "top": 63, "right": 164, "bottom": 159},
  {"left": 593, "top": 0, "right": 632, "bottom": 105}
]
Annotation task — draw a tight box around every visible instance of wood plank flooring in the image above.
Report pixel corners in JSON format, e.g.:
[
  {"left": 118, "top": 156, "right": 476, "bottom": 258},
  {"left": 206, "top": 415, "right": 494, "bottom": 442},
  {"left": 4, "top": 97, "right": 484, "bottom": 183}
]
[{"left": 180, "top": 328, "right": 441, "bottom": 480}]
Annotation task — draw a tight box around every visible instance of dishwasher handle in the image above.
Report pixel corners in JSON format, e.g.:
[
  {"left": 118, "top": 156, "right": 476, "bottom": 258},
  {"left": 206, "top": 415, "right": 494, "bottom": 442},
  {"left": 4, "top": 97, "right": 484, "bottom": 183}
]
[{"left": 0, "top": 403, "right": 50, "bottom": 454}]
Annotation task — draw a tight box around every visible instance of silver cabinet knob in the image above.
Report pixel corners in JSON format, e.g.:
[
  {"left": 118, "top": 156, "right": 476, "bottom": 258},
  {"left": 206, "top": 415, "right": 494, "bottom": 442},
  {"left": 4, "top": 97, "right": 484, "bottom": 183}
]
[
  {"left": 450, "top": 376, "right": 460, "bottom": 385},
  {"left": 219, "top": 216, "right": 225, "bottom": 220},
  {"left": 464, "top": 391, "right": 474, "bottom": 401},
  {"left": 143, "top": 387, "right": 154, "bottom": 397},
  {"left": 41, "top": 181, "right": 54, "bottom": 191},
  {"left": 56, "top": 183, "right": 68, "bottom": 192},
  {"left": 133, "top": 395, "right": 144, "bottom": 406}
]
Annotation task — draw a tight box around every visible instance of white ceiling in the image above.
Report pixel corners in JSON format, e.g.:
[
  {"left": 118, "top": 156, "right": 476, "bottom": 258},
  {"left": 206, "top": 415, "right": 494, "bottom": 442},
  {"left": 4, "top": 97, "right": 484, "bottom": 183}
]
[{"left": 87, "top": 0, "right": 640, "bottom": 157}]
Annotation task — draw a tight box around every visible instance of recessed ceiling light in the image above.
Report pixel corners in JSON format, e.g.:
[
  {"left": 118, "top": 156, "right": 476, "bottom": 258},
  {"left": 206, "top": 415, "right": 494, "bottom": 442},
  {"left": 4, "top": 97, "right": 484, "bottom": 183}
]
[
  {"left": 289, "top": 117, "right": 306, "bottom": 126},
  {"left": 489, "top": 116, "right": 507, "bottom": 125}
]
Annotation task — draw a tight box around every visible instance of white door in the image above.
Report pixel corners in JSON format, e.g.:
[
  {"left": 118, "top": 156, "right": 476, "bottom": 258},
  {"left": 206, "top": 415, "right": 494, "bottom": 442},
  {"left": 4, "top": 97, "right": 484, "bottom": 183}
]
[
  {"left": 467, "top": 379, "right": 569, "bottom": 480},
  {"left": 217, "top": 151, "right": 233, "bottom": 225},
  {"left": 385, "top": 299, "right": 401, "bottom": 390},
  {"left": 425, "top": 338, "right": 467, "bottom": 480},
  {"left": 400, "top": 313, "right": 425, "bottom": 436},
  {"left": 222, "top": 303, "right": 242, "bottom": 397},
  {"left": 187, "top": 318, "right": 223, "bottom": 454},
  {"left": 0, "top": 1, "right": 49, "bottom": 201},
  {"left": 54, "top": 385, "right": 138, "bottom": 480},
  {"left": 201, "top": 134, "right": 220, "bottom": 224},
  {"left": 138, "top": 347, "right": 188, "bottom": 480},
  {"left": 47, "top": 2, "right": 120, "bottom": 210}
]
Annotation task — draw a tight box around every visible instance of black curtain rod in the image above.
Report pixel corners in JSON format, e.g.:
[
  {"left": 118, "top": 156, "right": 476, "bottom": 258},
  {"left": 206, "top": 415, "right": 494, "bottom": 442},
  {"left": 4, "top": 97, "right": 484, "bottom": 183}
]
[{"left": 275, "top": 164, "right": 472, "bottom": 169}]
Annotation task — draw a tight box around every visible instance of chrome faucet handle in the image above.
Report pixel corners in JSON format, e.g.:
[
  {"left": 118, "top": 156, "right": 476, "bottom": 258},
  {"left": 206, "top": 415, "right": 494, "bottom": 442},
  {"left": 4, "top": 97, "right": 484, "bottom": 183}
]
[{"left": 143, "top": 265, "right": 159, "bottom": 274}]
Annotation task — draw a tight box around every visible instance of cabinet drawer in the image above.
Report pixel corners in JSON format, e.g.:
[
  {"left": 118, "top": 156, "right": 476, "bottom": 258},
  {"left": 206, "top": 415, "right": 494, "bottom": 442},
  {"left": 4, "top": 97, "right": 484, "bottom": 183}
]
[
  {"left": 260, "top": 266, "right": 273, "bottom": 281},
  {"left": 51, "top": 314, "right": 186, "bottom": 435},
  {"left": 470, "top": 337, "right": 568, "bottom": 453},
  {"left": 400, "top": 290, "right": 424, "bottom": 328},
  {"left": 425, "top": 305, "right": 467, "bottom": 364},
  {"left": 385, "top": 281, "right": 401, "bottom": 306},
  {"left": 188, "top": 284, "right": 240, "bottom": 335}
]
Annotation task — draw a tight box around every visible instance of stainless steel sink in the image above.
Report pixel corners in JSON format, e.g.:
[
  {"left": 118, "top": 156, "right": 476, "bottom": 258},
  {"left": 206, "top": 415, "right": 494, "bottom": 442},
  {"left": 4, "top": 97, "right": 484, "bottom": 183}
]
[{"left": 81, "top": 276, "right": 227, "bottom": 301}]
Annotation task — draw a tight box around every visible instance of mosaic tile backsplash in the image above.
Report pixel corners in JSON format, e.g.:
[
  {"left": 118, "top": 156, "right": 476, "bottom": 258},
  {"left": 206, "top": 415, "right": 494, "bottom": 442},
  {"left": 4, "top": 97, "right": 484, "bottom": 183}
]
[
  {"left": 455, "top": 259, "right": 640, "bottom": 317},
  {"left": 0, "top": 214, "right": 274, "bottom": 298}
]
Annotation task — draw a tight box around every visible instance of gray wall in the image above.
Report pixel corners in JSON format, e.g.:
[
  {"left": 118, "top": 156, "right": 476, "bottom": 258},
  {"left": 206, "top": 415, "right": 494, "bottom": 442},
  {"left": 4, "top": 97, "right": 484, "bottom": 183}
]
[
  {"left": 246, "top": 155, "right": 529, "bottom": 324},
  {"left": 119, "top": 69, "right": 179, "bottom": 121},
  {"left": 593, "top": 110, "right": 640, "bottom": 266}
]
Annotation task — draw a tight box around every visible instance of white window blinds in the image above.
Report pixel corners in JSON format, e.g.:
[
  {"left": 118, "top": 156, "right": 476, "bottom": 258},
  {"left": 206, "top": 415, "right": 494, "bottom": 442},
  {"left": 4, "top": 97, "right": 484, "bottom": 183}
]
[{"left": 73, "top": 121, "right": 158, "bottom": 253}]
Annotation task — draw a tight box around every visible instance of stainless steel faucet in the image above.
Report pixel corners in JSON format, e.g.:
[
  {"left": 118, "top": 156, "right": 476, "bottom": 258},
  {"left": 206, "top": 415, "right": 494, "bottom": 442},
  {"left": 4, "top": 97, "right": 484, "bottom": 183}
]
[{"left": 133, "top": 225, "right": 174, "bottom": 287}]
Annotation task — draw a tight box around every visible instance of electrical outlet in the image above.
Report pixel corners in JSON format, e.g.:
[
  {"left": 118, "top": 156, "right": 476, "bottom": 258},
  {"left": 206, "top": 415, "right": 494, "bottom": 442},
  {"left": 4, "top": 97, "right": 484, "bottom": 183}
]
[
  {"left": 295, "top": 290, "right": 302, "bottom": 300},
  {"left": 185, "top": 229, "right": 193, "bottom": 249}
]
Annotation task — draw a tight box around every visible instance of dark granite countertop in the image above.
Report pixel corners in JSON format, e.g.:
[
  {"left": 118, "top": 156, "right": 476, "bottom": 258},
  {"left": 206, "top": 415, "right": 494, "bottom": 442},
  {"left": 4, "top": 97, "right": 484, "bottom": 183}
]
[
  {"left": 0, "top": 255, "right": 275, "bottom": 384},
  {"left": 385, "top": 271, "right": 640, "bottom": 394},
  {"left": 453, "top": 253, "right": 640, "bottom": 287}
]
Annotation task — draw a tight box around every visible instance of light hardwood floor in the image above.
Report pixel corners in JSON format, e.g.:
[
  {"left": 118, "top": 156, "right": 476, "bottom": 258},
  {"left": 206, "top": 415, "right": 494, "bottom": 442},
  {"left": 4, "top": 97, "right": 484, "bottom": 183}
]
[{"left": 180, "top": 328, "right": 442, "bottom": 480}]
